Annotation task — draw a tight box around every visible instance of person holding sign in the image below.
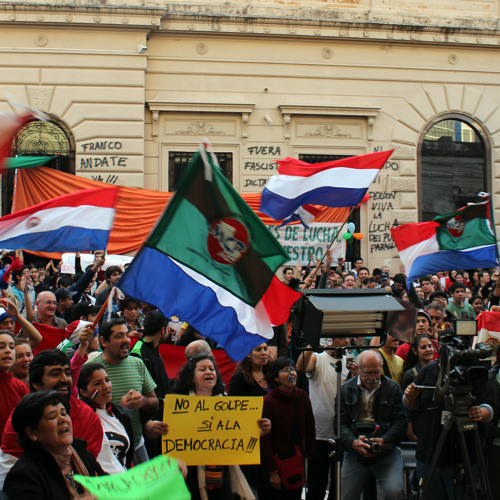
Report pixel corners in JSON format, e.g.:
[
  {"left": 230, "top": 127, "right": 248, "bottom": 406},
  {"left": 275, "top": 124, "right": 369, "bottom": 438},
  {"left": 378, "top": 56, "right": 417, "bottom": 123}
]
[
  {"left": 174, "top": 355, "right": 269, "bottom": 500},
  {"left": 3, "top": 390, "right": 103, "bottom": 500},
  {"left": 261, "top": 357, "right": 315, "bottom": 500}
]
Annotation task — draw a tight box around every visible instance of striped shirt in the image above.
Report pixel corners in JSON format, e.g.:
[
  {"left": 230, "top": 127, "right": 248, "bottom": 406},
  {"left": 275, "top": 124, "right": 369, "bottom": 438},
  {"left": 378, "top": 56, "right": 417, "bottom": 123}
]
[{"left": 86, "top": 354, "right": 156, "bottom": 448}]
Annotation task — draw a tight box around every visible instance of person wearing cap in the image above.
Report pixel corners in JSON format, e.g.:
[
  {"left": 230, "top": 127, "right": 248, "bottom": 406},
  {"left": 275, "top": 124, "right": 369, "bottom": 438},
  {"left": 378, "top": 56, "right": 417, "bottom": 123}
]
[
  {"left": 54, "top": 288, "right": 77, "bottom": 321},
  {"left": 380, "top": 271, "right": 391, "bottom": 289},
  {"left": 34, "top": 291, "right": 67, "bottom": 328},
  {"left": 57, "top": 320, "right": 98, "bottom": 360},
  {"left": 395, "top": 310, "right": 438, "bottom": 362}
]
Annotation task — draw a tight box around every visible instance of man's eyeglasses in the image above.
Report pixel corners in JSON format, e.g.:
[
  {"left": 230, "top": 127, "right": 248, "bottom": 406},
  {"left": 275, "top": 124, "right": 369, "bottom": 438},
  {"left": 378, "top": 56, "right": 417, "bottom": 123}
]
[{"left": 38, "top": 300, "right": 57, "bottom": 306}]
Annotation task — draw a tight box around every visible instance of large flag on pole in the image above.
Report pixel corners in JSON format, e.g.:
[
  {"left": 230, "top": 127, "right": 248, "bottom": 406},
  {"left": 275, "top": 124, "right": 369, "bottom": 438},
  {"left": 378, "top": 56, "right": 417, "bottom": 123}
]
[
  {"left": 0, "top": 187, "right": 118, "bottom": 252},
  {"left": 118, "top": 146, "right": 301, "bottom": 360},
  {"left": 259, "top": 150, "right": 394, "bottom": 221},
  {"left": 391, "top": 196, "right": 499, "bottom": 282}
]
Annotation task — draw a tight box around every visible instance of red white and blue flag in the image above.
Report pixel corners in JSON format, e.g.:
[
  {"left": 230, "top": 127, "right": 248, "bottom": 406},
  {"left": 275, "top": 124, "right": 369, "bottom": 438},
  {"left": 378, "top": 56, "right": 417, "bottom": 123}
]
[
  {"left": 391, "top": 198, "right": 499, "bottom": 282},
  {"left": 0, "top": 187, "right": 118, "bottom": 252},
  {"left": 280, "top": 204, "right": 321, "bottom": 228},
  {"left": 259, "top": 150, "right": 394, "bottom": 221}
]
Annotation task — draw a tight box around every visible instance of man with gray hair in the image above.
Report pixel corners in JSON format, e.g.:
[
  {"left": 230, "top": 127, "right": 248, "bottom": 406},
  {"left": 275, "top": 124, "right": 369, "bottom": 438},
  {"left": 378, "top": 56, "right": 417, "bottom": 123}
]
[
  {"left": 336, "top": 350, "right": 407, "bottom": 500},
  {"left": 185, "top": 339, "right": 213, "bottom": 360}
]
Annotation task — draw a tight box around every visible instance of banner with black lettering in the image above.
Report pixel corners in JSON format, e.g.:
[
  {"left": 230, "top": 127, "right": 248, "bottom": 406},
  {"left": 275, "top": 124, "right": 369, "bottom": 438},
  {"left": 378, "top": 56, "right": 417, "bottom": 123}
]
[{"left": 162, "top": 395, "right": 263, "bottom": 465}]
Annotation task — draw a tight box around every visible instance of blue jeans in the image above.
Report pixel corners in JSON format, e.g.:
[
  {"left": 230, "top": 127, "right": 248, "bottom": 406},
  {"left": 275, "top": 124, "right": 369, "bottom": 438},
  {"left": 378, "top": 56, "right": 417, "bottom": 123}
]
[{"left": 340, "top": 447, "right": 404, "bottom": 500}]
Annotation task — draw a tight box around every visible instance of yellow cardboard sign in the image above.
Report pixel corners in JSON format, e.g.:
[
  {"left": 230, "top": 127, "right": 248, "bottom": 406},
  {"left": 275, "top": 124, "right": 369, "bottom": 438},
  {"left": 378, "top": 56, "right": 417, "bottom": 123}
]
[{"left": 162, "top": 394, "right": 263, "bottom": 466}]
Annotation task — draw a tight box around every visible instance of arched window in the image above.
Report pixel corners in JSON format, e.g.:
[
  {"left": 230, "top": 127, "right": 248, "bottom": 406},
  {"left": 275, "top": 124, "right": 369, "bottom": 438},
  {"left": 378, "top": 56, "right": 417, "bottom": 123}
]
[
  {"left": 2, "top": 118, "right": 74, "bottom": 214},
  {"left": 419, "top": 115, "right": 490, "bottom": 221}
]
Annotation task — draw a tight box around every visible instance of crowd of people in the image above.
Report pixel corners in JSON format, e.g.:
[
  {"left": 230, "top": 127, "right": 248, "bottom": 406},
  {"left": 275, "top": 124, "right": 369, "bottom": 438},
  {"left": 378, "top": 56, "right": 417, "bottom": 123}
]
[{"left": 0, "top": 248, "right": 499, "bottom": 500}]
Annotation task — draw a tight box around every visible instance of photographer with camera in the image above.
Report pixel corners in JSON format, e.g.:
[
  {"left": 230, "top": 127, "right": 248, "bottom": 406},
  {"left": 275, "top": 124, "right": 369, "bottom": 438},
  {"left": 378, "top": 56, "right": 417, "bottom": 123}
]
[
  {"left": 336, "top": 350, "right": 408, "bottom": 500},
  {"left": 403, "top": 330, "right": 495, "bottom": 500}
]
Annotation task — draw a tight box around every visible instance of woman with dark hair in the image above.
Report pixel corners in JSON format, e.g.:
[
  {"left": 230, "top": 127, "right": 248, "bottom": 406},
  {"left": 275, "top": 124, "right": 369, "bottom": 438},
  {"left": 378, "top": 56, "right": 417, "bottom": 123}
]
[
  {"left": 174, "top": 355, "right": 269, "bottom": 500},
  {"left": 118, "top": 297, "right": 144, "bottom": 338},
  {"left": 3, "top": 390, "right": 103, "bottom": 500},
  {"left": 228, "top": 343, "right": 271, "bottom": 397},
  {"left": 261, "top": 357, "right": 315, "bottom": 500},
  {"left": 401, "top": 334, "right": 435, "bottom": 390},
  {"left": 471, "top": 295, "right": 485, "bottom": 317},
  {"left": 77, "top": 363, "right": 135, "bottom": 474}
]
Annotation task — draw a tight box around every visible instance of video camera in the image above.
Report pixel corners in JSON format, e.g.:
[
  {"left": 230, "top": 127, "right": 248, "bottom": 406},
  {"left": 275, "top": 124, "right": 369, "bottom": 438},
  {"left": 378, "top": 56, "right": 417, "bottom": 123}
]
[{"left": 433, "top": 331, "right": 492, "bottom": 411}]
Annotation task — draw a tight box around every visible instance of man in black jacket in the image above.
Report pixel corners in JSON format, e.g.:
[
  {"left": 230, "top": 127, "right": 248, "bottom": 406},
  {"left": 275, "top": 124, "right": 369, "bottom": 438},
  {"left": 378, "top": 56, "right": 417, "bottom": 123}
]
[{"left": 336, "top": 350, "right": 407, "bottom": 500}]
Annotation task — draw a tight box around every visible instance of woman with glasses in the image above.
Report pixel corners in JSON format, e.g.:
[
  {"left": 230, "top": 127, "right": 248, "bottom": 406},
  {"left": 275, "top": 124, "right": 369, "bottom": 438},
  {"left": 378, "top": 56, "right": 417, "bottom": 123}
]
[{"left": 260, "top": 358, "right": 315, "bottom": 500}]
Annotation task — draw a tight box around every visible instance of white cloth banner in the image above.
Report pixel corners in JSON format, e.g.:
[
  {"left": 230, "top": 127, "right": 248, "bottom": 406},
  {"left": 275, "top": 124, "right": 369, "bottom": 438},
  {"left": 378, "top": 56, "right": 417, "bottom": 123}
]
[
  {"left": 266, "top": 223, "right": 346, "bottom": 265},
  {"left": 61, "top": 253, "right": 133, "bottom": 274}
]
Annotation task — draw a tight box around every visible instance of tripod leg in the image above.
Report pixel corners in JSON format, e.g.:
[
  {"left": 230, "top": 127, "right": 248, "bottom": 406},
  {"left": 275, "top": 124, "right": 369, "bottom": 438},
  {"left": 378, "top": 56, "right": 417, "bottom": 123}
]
[
  {"left": 457, "top": 431, "right": 478, "bottom": 500},
  {"left": 418, "top": 418, "right": 453, "bottom": 500},
  {"left": 471, "top": 428, "right": 493, "bottom": 500}
]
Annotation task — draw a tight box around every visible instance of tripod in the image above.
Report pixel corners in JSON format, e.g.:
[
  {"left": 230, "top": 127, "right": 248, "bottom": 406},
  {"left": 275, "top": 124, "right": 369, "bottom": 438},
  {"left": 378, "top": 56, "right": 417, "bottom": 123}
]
[{"left": 418, "top": 392, "right": 493, "bottom": 500}]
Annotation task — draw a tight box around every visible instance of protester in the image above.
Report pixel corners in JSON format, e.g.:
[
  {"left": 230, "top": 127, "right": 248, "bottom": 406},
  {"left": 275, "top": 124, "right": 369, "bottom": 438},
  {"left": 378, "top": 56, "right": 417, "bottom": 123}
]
[
  {"left": 10, "top": 338, "right": 33, "bottom": 387},
  {"left": 296, "top": 340, "right": 350, "bottom": 500},
  {"left": 86, "top": 318, "right": 159, "bottom": 464},
  {"left": 401, "top": 334, "right": 434, "bottom": 390},
  {"left": 118, "top": 297, "right": 144, "bottom": 338},
  {"left": 3, "top": 390, "right": 103, "bottom": 500},
  {"left": 175, "top": 354, "right": 268, "bottom": 500},
  {"left": 0, "top": 331, "right": 29, "bottom": 435},
  {"left": 260, "top": 357, "right": 315, "bottom": 500},
  {"left": 77, "top": 363, "right": 135, "bottom": 473},
  {"left": 228, "top": 343, "right": 271, "bottom": 397}
]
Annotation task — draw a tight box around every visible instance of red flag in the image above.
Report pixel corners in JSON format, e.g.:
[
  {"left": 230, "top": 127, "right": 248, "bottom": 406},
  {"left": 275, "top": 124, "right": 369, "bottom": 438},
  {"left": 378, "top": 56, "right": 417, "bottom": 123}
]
[{"left": 31, "top": 322, "right": 67, "bottom": 356}]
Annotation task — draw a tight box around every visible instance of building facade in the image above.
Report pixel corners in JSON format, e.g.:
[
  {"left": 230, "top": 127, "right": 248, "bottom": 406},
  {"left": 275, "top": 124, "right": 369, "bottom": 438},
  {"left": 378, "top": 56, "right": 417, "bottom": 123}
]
[{"left": 1, "top": 0, "right": 500, "bottom": 270}]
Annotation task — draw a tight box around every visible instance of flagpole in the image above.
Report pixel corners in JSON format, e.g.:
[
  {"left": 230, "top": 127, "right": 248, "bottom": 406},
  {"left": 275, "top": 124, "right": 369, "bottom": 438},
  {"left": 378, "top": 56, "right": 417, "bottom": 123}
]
[
  {"left": 483, "top": 193, "right": 500, "bottom": 262},
  {"left": 311, "top": 205, "right": 359, "bottom": 278}
]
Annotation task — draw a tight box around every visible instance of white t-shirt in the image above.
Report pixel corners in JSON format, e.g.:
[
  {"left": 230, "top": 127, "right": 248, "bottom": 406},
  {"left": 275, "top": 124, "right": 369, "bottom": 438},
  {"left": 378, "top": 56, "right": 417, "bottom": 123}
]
[
  {"left": 96, "top": 409, "right": 130, "bottom": 474},
  {"left": 307, "top": 351, "right": 348, "bottom": 440}
]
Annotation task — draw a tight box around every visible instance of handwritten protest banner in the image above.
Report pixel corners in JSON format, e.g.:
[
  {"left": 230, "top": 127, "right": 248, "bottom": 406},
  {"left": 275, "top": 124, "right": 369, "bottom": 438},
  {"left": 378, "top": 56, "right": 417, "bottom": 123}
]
[
  {"left": 163, "top": 394, "right": 263, "bottom": 465},
  {"left": 74, "top": 455, "right": 189, "bottom": 500},
  {"left": 266, "top": 223, "right": 346, "bottom": 264},
  {"left": 61, "top": 252, "right": 133, "bottom": 274}
]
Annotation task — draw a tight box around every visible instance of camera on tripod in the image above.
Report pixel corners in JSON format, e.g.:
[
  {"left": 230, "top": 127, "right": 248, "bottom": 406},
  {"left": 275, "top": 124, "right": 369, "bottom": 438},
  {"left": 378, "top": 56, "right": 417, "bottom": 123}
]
[{"left": 435, "top": 332, "right": 492, "bottom": 401}]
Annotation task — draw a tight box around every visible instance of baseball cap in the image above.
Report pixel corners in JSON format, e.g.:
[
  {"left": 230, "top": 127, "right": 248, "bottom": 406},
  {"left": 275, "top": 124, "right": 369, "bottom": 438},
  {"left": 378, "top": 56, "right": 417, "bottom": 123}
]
[
  {"left": 0, "top": 307, "right": 15, "bottom": 324},
  {"left": 55, "top": 288, "right": 77, "bottom": 301},
  {"left": 381, "top": 271, "right": 390, "bottom": 281},
  {"left": 429, "top": 290, "right": 447, "bottom": 301}
]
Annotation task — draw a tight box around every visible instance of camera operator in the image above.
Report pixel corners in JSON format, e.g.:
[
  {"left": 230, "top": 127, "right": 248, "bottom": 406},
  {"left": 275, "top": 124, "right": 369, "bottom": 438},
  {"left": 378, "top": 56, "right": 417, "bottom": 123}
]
[
  {"left": 403, "top": 330, "right": 495, "bottom": 500},
  {"left": 336, "top": 350, "right": 407, "bottom": 500}
]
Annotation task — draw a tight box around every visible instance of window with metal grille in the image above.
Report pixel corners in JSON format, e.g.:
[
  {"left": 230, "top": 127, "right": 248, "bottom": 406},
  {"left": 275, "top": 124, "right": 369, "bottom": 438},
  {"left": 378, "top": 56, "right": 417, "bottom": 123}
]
[
  {"left": 3, "top": 119, "right": 74, "bottom": 215},
  {"left": 168, "top": 151, "right": 233, "bottom": 190}
]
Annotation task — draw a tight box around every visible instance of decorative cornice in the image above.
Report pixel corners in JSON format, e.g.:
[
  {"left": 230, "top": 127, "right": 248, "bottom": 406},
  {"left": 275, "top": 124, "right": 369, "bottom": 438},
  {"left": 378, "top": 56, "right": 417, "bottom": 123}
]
[
  {"left": 148, "top": 101, "right": 254, "bottom": 138},
  {"left": 278, "top": 104, "right": 379, "bottom": 140}
]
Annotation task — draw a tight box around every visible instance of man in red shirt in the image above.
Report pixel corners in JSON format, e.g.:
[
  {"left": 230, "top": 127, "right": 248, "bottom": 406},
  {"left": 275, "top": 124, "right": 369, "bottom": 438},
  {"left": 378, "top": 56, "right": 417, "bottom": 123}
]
[{"left": 0, "top": 349, "right": 103, "bottom": 487}]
